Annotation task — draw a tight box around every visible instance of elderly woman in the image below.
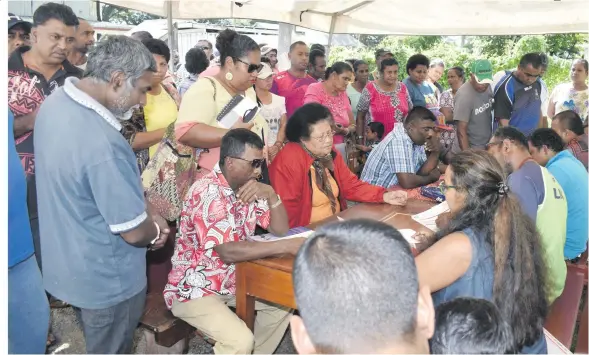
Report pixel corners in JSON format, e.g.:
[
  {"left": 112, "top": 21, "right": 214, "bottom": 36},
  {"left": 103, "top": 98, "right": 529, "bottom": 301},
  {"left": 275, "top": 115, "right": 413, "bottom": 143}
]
[
  {"left": 356, "top": 58, "right": 412, "bottom": 138},
  {"left": 175, "top": 29, "right": 269, "bottom": 174},
  {"left": 121, "top": 38, "right": 181, "bottom": 172},
  {"left": 439, "top": 66, "right": 465, "bottom": 123},
  {"left": 269, "top": 103, "right": 407, "bottom": 228},
  {"left": 428, "top": 58, "right": 445, "bottom": 94},
  {"left": 304, "top": 62, "right": 355, "bottom": 157}
]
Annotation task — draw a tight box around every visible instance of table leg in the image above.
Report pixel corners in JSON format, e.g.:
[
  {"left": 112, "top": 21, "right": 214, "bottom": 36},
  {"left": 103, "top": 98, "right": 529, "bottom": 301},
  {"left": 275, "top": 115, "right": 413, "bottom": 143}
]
[{"left": 236, "top": 263, "right": 256, "bottom": 331}]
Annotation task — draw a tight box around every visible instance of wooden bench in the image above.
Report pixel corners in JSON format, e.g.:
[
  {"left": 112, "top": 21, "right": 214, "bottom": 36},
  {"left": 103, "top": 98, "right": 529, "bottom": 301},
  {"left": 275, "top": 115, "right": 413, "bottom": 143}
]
[
  {"left": 545, "top": 264, "right": 586, "bottom": 349},
  {"left": 139, "top": 224, "right": 195, "bottom": 353}
]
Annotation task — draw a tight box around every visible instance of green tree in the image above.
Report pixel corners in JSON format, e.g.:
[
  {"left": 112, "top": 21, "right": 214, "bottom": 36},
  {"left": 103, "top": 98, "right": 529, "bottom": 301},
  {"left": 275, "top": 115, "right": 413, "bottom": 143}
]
[
  {"left": 545, "top": 33, "right": 588, "bottom": 59},
  {"left": 100, "top": 4, "right": 161, "bottom": 25},
  {"left": 401, "top": 36, "right": 443, "bottom": 52}
]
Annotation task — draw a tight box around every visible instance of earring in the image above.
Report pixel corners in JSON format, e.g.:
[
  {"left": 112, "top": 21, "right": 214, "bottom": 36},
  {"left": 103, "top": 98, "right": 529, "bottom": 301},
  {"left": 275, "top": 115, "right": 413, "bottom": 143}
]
[{"left": 225, "top": 72, "right": 233, "bottom": 81}]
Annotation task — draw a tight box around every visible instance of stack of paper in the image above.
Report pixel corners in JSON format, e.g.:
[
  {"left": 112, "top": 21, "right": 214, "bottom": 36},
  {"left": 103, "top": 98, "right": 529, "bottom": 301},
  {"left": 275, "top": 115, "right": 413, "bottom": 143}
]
[
  {"left": 411, "top": 201, "right": 450, "bottom": 232},
  {"left": 248, "top": 227, "right": 314, "bottom": 242}
]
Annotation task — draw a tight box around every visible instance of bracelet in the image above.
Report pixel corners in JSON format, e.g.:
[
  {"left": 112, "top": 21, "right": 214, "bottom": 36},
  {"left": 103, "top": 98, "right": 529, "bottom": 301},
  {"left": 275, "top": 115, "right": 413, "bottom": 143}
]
[
  {"left": 270, "top": 195, "right": 282, "bottom": 209},
  {"left": 151, "top": 222, "right": 160, "bottom": 244}
]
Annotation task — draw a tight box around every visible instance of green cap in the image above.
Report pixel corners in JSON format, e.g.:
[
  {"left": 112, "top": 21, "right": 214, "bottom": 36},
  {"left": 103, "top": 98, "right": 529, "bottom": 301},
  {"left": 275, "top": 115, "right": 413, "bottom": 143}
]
[{"left": 471, "top": 59, "right": 493, "bottom": 84}]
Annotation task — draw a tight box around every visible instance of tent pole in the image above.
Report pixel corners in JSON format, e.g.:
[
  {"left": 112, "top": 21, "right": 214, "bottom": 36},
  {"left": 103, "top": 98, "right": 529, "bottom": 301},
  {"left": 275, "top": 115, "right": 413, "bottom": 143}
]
[
  {"left": 166, "top": 0, "right": 175, "bottom": 73},
  {"left": 326, "top": 14, "right": 337, "bottom": 58}
]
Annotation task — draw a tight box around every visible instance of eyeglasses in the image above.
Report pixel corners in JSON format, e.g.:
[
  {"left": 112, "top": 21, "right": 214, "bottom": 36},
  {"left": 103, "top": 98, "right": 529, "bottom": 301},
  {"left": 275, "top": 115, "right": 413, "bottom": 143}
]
[
  {"left": 486, "top": 141, "right": 501, "bottom": 150},
  {"left": 310, "top": 130, "right": 335, "bottom": 142},
  {"left": 438, "top": 181, "right": 457, "bottom": 194},
  {"left": 198, "top": 46, "right": 210, "bottom": 50},
  {"left": 235, "top": 58, "right": 263, "bottom": 73},
  {"left": 228, "top": 156, "right": 265, "bottom": 169}
]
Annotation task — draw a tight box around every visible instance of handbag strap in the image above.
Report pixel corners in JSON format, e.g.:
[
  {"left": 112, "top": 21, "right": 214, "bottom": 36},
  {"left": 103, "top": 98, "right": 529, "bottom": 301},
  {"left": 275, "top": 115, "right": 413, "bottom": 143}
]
[{"left": 203, "top": 77, "right": 217, "bottom": 101}]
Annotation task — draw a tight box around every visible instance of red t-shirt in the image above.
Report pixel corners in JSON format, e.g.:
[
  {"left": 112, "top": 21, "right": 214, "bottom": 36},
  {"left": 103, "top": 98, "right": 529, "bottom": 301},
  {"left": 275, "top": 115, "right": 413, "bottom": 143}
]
[{"left": 271, "top": 70, "right": 317, "bottom": 118}]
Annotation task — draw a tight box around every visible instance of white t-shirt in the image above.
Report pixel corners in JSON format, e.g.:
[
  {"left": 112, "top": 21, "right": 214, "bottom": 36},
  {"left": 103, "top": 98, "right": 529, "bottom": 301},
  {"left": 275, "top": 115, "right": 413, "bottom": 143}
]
[{"left": 259, "top": 93, "right": 286, "bottom": 145}]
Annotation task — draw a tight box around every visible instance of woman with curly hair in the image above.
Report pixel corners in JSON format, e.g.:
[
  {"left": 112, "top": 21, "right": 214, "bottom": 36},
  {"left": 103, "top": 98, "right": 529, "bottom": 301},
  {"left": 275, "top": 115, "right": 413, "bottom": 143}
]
[{"left": 415, "top": 150, "right": 549, "bottom": 354}]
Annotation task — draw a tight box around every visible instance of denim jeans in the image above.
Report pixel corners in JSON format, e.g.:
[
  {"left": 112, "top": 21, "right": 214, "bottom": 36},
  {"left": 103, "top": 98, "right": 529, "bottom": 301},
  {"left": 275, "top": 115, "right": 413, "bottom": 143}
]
[
  {"left": 8, "top": 255, "right": 50, "bottom": 354},
  {"left": 74, "top": 287, "right": 146, "bottom": 354}
]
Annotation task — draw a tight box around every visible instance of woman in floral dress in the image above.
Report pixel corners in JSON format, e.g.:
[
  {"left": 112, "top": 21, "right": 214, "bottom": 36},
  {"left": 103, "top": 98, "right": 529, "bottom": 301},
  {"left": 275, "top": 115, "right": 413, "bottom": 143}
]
[
  {"left": 356, "top": 58, "right": 412, "bottom": 139},
  {"left": 548, "top": 59, "right": 589, "bottom": 128}
]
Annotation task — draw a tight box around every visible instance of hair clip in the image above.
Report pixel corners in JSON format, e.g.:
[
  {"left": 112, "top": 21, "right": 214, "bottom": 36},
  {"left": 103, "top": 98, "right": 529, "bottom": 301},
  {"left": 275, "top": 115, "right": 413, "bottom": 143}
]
[{"left": 497, "top": 182, "right": 509, "bottom": 196}]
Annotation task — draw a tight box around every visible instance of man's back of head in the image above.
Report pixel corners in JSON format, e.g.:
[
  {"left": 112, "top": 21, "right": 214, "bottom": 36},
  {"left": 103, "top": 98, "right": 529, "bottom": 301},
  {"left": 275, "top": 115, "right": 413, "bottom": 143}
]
[
  {"left": 291, "top": 220, "right": 434, "bottom": 354},
  {"left": 431, "top": 298, "right": 516, "bottom": 354},
  {"left": 553, "top": 110, "right": 585, "bottom": 137},
  {"left": 528, "top": 128, "right": 565, "bottom": 166}
]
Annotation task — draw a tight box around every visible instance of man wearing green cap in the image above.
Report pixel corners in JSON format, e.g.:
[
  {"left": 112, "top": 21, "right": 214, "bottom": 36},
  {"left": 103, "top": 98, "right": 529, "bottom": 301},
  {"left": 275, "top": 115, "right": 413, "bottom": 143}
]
[{"left": 452, "top": 60, "right": 494, "bottom": 151}]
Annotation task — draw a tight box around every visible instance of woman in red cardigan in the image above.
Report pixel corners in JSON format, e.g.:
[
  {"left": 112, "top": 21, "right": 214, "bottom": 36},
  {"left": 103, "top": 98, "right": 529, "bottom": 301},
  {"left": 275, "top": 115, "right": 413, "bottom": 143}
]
[{"left": 269, "top": 103, "right": 407, "bottom": 228}]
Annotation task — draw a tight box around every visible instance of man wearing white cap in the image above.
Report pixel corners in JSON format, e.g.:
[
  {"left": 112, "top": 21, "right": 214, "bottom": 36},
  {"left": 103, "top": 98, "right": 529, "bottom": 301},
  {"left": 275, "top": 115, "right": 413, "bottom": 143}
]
[
  {"left": 452, "top": 59, "right": 495, "bottom": 152},
  {"left": 261, "top": 45, "right": 279, "bottom": 74}
]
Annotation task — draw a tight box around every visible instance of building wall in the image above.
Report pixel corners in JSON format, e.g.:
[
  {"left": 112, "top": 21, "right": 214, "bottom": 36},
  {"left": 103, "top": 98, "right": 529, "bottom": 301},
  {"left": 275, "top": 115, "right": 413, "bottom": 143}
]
[{"left": 8, "top": 0, "right": 97, "bottom": 20}]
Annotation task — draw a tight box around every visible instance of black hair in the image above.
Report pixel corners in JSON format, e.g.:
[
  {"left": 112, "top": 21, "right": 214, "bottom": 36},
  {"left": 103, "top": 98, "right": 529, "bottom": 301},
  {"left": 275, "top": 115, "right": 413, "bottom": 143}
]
[
  {"left": 219, "top": 128, "right": 264, "bottom": 168},
  {"left": 309, "top": 49, "right": 326, "bottom": 66},
  {"left": 325, "top": 61, "right": 352, "bottom": 80},
  {"left": 431, "top": 298, "right": 516, "bottom": 354},
  {"left": 379, "top": 58, "right": 400, "bottom": 73},
  {"left": 519, "top": 53, "right": 544, "bottom": 70},
  {"left": 539, "top": 53, "right": 549, "bottom": 68},
  {"left": 286, "top": 103, "right": 332, "bottom": 143},
  {"left": 436, "top": 150, "right": 548, "bottom": 351},
  {"left": 142, "top": 38, "right": 170, "bottom": 63},
  {"left": 449, "top": 66, "right": 465, "bottom": 80},
  {"left": 368, "top": 122, "right": 385, "bottom": 140},
  {"left": 33, "top": 2, "right": 78, "bottom": 27},
  {"left": 345, "top": 58, "right": 358, "bottom": 66},
  {"left": 405, "top": 106, "right": 437, "bottom": 125},
  {"left": 185, "top": 47, "right": 209, "bottom": 75},
  {"left": 131, "top": 31, "right": 152, "bottom": 41},
  {"left": 573, "top": 58, "right": 589, "bottom": 73},
  {"left": 353, "top": 59, "right": 368, "bottom": 73},
  {"left": 553, "top": 110, "right": 585, "bottom": 135},
  {"left": 406, "top": 54, "right": 430, "bottom": 75},
  {"left": 528, "top": 128, "right": 565, "bottom": 153},
  {"left": 310, "top": 43, "right": 326, "bottom": 53},
  {"left": 289, "top": 41, "right": 307, "bottom": 53},
  {"left": 216, "top": 28, "right": 259, "bottom": 68},
  {"left": 260, "top": 56, "right": 271, "bottom": 64},
  {"left": 492, "top": 126, "right": 528, "bottom": 149},
  {"left": 293, "top": 220, "right": 420, "bottom": 353}
]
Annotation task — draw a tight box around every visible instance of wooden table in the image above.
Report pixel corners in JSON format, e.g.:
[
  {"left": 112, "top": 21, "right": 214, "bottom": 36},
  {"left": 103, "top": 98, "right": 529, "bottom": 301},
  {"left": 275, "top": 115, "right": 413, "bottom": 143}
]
[{"left": 235, "top": 199, "right": 436, "bottom": 330}]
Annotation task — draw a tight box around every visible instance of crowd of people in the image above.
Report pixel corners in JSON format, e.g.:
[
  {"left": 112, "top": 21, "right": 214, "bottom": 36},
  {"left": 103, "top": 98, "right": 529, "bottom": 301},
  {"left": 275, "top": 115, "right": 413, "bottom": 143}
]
[{"left": 7, "top": 2, "right": 588, "bottom": 354}]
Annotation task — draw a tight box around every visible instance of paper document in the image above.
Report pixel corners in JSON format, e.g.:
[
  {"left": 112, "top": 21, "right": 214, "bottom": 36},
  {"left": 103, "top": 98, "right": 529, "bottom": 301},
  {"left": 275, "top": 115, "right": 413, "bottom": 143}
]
[
  {"left": 248, "top": 227, "right": 314, "bottom": 242},
  {"left": 399, "top": 229, "right": 418, "bottom": 245},
  {"left": 411, "top": 201, "right": 450, "bottom": 232}
]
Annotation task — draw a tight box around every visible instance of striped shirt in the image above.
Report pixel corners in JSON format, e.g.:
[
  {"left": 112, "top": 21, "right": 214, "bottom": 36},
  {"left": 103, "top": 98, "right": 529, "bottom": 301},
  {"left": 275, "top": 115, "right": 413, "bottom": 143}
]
[{"left": 361, "top": 124, "right": 426, "bottom": 187}]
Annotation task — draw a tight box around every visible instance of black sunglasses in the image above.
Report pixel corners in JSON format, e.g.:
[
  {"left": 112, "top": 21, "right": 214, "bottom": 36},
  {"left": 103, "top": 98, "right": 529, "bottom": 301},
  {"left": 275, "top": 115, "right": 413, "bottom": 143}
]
[
  {"left": 229, "top": 156, "right": 264, "bottom": 169},
  {"left": 235, "top": 58, "right": 263, "bottom": 73}
]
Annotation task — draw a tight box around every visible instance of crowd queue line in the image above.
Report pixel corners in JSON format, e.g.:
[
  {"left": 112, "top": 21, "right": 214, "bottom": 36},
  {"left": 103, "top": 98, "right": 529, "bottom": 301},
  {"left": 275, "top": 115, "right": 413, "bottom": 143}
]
[{"left": 7, "top": 3, "right": 589, "bottom": 354}]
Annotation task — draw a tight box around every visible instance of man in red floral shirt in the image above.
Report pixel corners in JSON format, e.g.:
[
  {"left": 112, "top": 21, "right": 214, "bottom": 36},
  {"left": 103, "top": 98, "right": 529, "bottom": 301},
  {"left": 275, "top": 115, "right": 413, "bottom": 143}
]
[
  {"left": 551, "top": 110, "right": 588, "bottom": 171},
  {"left": 164, "top": 129, "right": 304, "bottom": 354}
]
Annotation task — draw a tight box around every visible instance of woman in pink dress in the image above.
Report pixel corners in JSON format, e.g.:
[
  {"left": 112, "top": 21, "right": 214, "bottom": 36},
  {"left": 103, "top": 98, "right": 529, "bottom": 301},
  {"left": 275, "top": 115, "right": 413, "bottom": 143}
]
[
  {"left": 356, "top": 58, "right": 412, "bottom": 139},
  {"left": 304, "top": 62, "right": 355, "bottom": 154}
]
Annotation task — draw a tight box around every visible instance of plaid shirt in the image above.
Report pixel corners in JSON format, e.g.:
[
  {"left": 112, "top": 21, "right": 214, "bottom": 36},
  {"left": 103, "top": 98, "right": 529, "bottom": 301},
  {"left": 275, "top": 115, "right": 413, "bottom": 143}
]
[{"left": 360, "top": 124, "right": 426, "bottom": 187}]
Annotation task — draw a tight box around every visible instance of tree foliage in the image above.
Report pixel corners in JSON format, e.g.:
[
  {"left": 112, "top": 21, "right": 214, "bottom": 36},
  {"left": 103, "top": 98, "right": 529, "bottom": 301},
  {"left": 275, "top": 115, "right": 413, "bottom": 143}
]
[{"left": 100, "top": 4, "right": 161, "bottom": 25}]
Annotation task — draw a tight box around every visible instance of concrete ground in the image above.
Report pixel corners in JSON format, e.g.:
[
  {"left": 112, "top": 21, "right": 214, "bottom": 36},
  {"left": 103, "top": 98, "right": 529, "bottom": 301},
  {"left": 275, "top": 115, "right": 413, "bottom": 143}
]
[{"left": 47, "top": 307, "right": 297, "bottom": 354}]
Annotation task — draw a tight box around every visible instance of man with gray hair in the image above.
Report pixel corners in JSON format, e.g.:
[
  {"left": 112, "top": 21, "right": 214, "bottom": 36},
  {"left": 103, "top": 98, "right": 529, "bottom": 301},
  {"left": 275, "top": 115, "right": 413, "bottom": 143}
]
[
  {"left": 33, "top": 35, "right": 170, "bottom": 354},
  {"left": 290, "top": 220, "right": 435, "bottom": 354}
]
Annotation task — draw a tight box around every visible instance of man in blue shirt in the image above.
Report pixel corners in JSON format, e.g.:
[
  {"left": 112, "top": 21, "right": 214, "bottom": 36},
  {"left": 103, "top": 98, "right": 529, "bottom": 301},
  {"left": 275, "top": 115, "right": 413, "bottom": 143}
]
[
  {"left": 494, "top": 53, "right": 544, "bottom": 137},
  {"left": 528, "top": 128, "right": 588, "bottom": 260},
  {"left": 34, "top": 36, "right": 170, "bottom": 354},
  {"left": 8, "top": 109, "right": 50, "bottom": 354}
]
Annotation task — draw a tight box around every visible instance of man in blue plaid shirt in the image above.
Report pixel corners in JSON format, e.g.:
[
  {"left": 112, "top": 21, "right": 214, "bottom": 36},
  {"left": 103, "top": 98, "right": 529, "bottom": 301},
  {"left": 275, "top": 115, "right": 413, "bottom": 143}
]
[{"left": 361, "top": 107, "right": 444, "bottom": 188}]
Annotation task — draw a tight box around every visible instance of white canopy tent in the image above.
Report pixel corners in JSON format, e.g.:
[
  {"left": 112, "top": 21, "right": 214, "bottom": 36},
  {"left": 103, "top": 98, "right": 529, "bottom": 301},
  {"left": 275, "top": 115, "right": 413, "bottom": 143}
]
[{"left": 102, "top": 0, "right": 588, "bottom": 36}]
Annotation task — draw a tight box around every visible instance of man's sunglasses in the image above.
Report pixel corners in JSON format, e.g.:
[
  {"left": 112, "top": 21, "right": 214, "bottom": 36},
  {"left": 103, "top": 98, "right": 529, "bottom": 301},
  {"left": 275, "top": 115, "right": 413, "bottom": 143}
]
[
  {"left": 235, "top": 58, "right": 263, "bottom": 73},
  {"left": 229, "top": 156, "right": 265, "bottom": 169}
]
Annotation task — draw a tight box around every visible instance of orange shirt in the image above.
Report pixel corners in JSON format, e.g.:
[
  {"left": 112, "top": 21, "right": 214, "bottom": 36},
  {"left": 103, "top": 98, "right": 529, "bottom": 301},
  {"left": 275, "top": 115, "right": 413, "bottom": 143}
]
[{"left": 309, "top": 166, "right": 341, "bottom": 224}]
